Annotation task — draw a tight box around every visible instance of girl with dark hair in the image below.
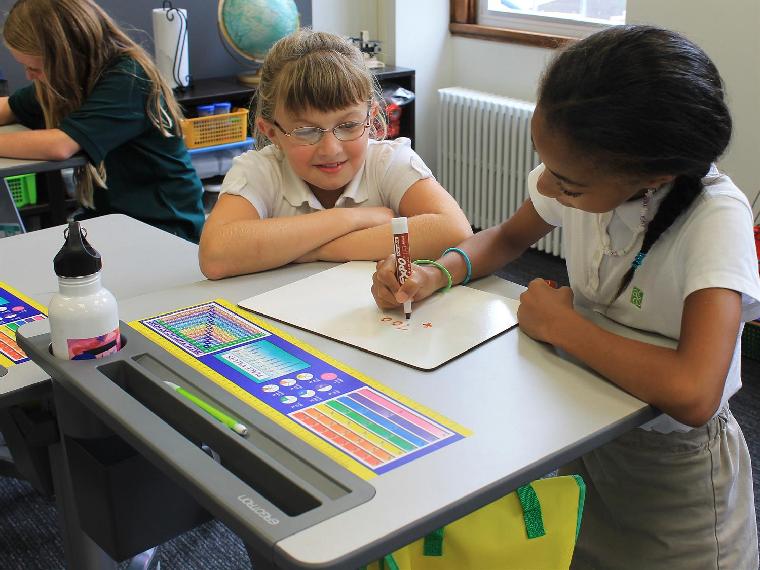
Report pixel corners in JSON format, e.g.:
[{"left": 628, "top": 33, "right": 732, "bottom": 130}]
[
  {"left": 372, "top": 25, "right": 760, "bottom": 567},
  {"left": 0, "top": 0, "right": 205, "bottom": 242}
]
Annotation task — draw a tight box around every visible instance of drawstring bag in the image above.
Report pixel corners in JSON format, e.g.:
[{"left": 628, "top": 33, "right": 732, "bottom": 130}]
[{"left": 364, "top": 475, "right": 585, "bottom": 570}]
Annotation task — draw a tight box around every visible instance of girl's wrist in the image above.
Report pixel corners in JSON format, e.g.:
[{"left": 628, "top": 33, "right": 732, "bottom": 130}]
[
  {"left": 417, "top": 263, "right": 450, "bottom": 292},
  {"left": 548, "top": 307, "right": 585, "bottom": 351}
]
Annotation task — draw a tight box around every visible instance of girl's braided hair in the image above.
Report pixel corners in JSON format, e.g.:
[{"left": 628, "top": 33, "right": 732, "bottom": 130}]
[{"left": 537, "top": 25, "right": 732, "bottom": 300}]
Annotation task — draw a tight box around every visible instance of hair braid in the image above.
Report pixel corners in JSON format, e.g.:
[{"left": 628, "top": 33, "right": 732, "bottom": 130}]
[
  {"left": 613, "top": 174, "right": 705, "bottom": 300},
  {"left": 537, "top": 26, "right": 732, "bottom": 304}
]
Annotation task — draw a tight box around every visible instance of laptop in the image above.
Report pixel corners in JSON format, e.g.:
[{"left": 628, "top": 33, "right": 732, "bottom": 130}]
[{"left": 0, "top": 178, "right": 24, "bottom": 238}]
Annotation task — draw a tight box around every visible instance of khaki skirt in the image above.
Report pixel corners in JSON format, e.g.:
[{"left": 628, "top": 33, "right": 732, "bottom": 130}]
[{"left": 560, "top": 405, "right": 758, "bottom": 570}]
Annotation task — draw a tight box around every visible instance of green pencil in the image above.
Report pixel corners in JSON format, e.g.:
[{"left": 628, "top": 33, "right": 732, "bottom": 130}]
[{"left": 164, "top": 381, "right": 249, "bottom": 436}]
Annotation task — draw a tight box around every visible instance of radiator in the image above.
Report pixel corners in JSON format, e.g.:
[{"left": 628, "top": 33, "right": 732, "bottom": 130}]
[{"left": 437, "top": 87, "right": 563, "bottom": 258}]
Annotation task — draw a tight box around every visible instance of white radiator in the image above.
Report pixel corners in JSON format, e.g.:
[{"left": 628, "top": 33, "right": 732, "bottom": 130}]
[{"left": 437, "top": 87, "right": 563, "bottom": 258}]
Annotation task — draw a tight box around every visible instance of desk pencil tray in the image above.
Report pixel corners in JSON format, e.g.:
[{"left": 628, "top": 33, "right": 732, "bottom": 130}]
[{"left": 18, "top": 321, "right": 375, "bottom": 569}]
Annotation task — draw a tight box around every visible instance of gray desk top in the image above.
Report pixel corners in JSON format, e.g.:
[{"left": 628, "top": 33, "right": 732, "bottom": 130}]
[
  {"left": 0, "top": 124, "right": 88, "bottom": 176},
  {"left": 5, "top": 215, "right": 661, "bottom": 567},
  {"left": 113, "top": 263, "right": 659, "bottom": 568},
  {"left": 1, "top": 214, "right": 204, "bottom": 397}
]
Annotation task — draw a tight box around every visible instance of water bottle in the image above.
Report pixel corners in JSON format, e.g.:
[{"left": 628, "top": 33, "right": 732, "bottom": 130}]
[{"left": 49, "top": 221, "right": 120, "bottom": 360}]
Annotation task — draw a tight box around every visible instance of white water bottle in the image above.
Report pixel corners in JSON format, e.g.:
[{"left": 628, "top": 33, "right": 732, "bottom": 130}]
[{"left": 49, "top": 221, "right": 120, "bottom": 360}]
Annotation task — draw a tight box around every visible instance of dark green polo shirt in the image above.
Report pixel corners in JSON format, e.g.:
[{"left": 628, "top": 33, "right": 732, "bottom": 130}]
[{"left": 9, "top": 58, "right": 204, "bottom": 243}]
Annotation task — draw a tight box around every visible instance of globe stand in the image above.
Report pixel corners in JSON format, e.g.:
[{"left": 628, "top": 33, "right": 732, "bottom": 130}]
[{"left": 236, "top": 69, "right": 262, "bottom": 86}]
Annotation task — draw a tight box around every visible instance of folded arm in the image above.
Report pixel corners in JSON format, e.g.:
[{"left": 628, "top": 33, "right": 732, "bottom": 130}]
[
  {"left": 305, "top": 178, "right": 474, "bottom": 263},
  {"left": 198, "top": 193, "right": 394, "bottom": 278},
  {"left": 519, "top": 283, "right": 741, "bottom": 427},
  {"left": 0, "top": 97, "right": 15, "bottom": 125},
  {"left": 0, "top": 124, "right": 81, "bottom": 161}
]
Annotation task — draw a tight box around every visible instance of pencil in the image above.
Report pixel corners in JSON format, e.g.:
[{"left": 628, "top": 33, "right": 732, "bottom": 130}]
[{"left": 164, "top": 381, "right": 248, "bottom": 436}]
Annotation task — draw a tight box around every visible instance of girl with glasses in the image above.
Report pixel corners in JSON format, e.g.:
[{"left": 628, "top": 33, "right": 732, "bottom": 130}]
[{"left": 199, "top": 29, "right": 472, "bottom": 278}]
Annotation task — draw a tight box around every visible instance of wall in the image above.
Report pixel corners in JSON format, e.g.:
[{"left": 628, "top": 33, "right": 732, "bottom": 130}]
[
  {"left": 311, "top": 0, "right": 760, "bottom": 213},
  {"left": 627, "top": 0, "right": 760, "bottom": 210},
  {"left": 0, "top": 0, "right": 312, "bottom": 92},
  {"left": 311, "top": 0, "right": 376, "bottom": 38},
  {"left": 444, "top": 1, "right": 760, "bottom": 207}
]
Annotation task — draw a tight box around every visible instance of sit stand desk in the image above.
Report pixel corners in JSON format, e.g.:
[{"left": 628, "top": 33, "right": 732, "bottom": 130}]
[
  {"left": 0, "top": 215, "right": 205, "bottom": 567},
  {"left": 9, "top": 217, "right": 661, "bottom": 568},
  {"left": 0, "top": 124, "right": 89, "bottom": 229}
]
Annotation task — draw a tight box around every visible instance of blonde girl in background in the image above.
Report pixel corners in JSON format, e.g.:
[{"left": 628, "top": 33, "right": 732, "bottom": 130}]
[
  {"left": 372, "top": 25, "right": 760, "bottom": 569},
  {"left": 0, "top": 0, "right": 205, "bottom": 242},
  {"left": 199, "top": 29, "right": 471, "bottom": 278}
]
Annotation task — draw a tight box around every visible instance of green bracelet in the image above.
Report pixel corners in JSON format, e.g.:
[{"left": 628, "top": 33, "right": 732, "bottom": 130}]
[{"left": 414, "top": 259, "right": 453, "bottom": 292}]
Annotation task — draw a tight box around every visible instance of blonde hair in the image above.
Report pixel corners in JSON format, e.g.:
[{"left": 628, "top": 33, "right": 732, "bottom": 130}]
[
  {"left": 3, "top": 0, "right": 185, "bottom": 208},
  {"left": 253, "top": 28, "right": 386, "bottom": 149}
]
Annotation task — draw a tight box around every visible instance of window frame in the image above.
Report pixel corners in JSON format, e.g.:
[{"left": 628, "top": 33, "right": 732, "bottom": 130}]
[
  {"left": 478, "top": 1, "right": 612, "bottom": 38},
  {"left": 450, "top": 0, "right": 594, "bottom": 48}
]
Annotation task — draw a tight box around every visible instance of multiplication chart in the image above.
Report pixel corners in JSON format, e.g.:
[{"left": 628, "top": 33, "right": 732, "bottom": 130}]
[
  {"left": 132, "top": 300, "right": 469, "bottom": 478},
  {"left": 0, "top": 282, "right": 47, "bottom": 367}
]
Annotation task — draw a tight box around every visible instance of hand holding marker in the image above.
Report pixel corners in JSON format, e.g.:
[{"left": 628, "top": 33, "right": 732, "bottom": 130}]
[
  {"left": 392, "top": 217, "right": 413, "bottom": 319},
  {"left": 164, "top": 381, "right": 249, "bottom": 436}
]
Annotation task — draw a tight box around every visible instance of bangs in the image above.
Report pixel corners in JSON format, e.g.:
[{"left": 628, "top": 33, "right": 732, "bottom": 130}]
[{"left": 276, "top": 50, "right": 372, "bottom": 114}]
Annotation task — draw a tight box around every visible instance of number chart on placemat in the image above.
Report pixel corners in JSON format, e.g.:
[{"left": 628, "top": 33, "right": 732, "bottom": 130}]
[
  {"left": 132, "top": 300, "right": 469, "bottom": 478},
  {"left": 0, "top": 282, "right": 47, "bottom": 367}
]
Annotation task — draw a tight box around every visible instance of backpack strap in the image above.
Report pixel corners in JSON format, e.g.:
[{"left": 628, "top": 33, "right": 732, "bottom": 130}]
[
  {"left": 517, "top": 483, "right": 546, "bottom": 539},
  {"left": 423, "top": 527, "right": 444, "bottom": 556},
  {"left": 378, "top": 553, "right": 400, "bottom": 570},
  {"left": 571, "top": 474, "right": 587, "bottom": 540}
]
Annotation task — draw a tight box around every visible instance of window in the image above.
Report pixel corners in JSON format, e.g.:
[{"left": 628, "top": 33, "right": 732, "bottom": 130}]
[
  {"left": 450, "top": 0, "right": 626, "bottom": 47},
  {"left": 480, "top": 0, "right": 624, "bottom": 38}
]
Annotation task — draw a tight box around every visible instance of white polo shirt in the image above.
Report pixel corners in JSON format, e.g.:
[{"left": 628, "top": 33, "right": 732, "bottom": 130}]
[
  {"left": 220, "top": 137, "right": 433, "bottom": 218},
  {"left": 529, "top": 164, "right": 760, "bottom": 432}
]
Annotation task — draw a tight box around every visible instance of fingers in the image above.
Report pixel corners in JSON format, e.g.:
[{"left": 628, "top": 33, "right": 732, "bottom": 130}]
[{"left": 372, "top": 254, "right": 401, "bottom": 309}]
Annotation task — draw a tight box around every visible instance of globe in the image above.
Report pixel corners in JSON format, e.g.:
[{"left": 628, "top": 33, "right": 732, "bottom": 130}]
[{"left": 217, "top": 0, "right": 300, "bottom": 85}]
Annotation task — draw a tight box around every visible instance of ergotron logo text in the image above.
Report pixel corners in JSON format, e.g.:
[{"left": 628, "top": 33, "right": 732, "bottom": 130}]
[{"left": 237, "top": 495, "right": 280, "bottom": 525}]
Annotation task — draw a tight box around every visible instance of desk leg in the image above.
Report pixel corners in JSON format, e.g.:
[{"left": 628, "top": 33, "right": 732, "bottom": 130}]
[
  {"left": 49, "top": 441, "right": 117, "bottom": 570},
  {"left": 40, "top": 171, "right": 69, "bottom": 226}
]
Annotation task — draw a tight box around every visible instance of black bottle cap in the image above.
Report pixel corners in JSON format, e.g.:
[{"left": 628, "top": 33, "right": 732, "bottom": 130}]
[{"left": 53, "top": 221, "right": 102, "bottom": 278}]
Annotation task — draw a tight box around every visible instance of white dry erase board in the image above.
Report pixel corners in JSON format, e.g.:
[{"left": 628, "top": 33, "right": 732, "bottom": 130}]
[{"left": 238, "top": 261, "right": 519, "bottom": 370}]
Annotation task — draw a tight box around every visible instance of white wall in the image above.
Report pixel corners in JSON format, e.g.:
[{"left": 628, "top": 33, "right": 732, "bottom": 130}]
[
  {"left": 387, "top": 0, "right": 452, "bottom": 166},
  {"left": 311, "top": 1, "right": 760, "bottom": 212},
  {"left": 310, "top": 0, "right": 378, "bottom": 38},
  {"left": 627, "top": 0, "right": 760, "bottom": 208}
]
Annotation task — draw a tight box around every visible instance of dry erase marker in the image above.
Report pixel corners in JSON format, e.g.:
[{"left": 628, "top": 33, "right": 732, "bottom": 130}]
[
  {"left": 391, "top": 217, "right": 413, "bottom": 319},
  {"left": 164, "top": 381, "right": 249, "bottom": 436}
]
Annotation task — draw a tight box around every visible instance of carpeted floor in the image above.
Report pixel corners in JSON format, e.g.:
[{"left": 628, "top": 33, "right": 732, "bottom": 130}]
[{"left": 0, "top": 249, "right": 757, "bottom": 569}]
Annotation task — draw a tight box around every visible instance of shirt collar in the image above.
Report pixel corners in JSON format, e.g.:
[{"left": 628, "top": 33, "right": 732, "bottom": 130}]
[
  {"left": 614, "top": 164, "right": 719, "bottom": 231},
  {"left": 615, "top": 181, "right": 672, "bottom": 232},
  {"left": 277, "top": 147, "right": 369, "bottom": 210}
]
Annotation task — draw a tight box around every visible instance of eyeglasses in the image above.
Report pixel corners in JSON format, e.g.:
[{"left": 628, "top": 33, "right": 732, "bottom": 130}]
[{"left": 272, "top": 108, "right": 371, "bottom": 146}]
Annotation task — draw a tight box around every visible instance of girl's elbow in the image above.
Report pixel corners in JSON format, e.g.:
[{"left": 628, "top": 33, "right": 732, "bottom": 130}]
[
  {"left": 668, "top": 386, "right": 722, "bottom": 428},
  {"left": 198, "top": 244, "right": 230, "bottom": 280},
  {"left": 455, "top": 222, "right": 474, "bottom": 241},
  {"left": 199, "top": 258, "right": 228, "bottom": 281},
  {"left": 49, "top": 146, "right": 75, "bottom": 161},
  {"left": 49, "top": 134, "right": 80, "bottom": 161}
]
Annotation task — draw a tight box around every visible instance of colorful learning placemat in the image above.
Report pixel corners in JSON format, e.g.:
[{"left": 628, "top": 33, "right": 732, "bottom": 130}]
[
  {"left": 0, "top": 282, "right": 47, "bottom": 367},
  {"left": 130, "top": 300, "right": 470, "bottom": 479}
]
